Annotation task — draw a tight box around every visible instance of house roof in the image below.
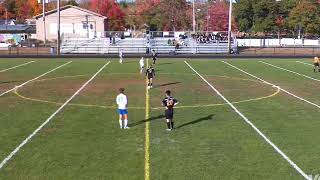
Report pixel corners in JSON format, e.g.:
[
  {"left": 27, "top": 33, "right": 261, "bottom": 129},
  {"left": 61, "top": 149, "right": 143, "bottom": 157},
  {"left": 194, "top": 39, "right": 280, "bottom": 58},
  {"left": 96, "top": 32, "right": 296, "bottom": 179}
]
[
  {"left": 34, "top": 5, "right": 107, "bottom": 19},
  {"left": 0, "top": 19, "right": 16, "bottom": 25},
  {"left": 0, "top": 24, "right": 36, "bottom": 34}
]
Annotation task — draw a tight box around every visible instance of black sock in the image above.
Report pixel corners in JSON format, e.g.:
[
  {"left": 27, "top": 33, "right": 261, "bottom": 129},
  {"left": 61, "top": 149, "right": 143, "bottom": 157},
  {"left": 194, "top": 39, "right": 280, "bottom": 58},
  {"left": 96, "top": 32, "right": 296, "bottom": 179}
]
[
  {"left": 171, "top": 122, "right": 174, "bottom": 129},
  {"left": 167, "top": 122, "right": 171, "bottom": 129}
]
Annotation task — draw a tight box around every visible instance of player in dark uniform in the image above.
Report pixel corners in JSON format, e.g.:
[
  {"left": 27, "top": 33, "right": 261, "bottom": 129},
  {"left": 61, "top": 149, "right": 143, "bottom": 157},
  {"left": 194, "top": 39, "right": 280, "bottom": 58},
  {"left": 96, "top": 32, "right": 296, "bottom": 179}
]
[
  {"left": 151, "top": 49, "right": 157, "bottom": 65},
  {"left": 162, "top": 90, "right": 178, "bottom": 131},
  {"left": 146, "top": 66, "right": 155, "bottom": 89}
]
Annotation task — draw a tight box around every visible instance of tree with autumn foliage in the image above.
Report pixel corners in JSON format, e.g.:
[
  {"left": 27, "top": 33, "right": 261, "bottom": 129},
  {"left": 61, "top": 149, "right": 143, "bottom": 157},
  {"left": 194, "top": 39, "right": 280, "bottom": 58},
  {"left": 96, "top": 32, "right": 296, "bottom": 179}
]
[
  {"left": 206, "top": 0, "right": 237, "bottom": 32},
  {"left": 0, "top": 3, "right": 15, "bottom": 20},
  {"left": 288, "top": 0, "right": 320, "bottom": 35},
  {"left": 90, "top": 0, "right": 125, "bottom": 31},
  {"left": 132, "top": 0, "right": 191, "bottom": 31},
  {"left": 15, "top": 0, "right": 42, "bottom": 22}
]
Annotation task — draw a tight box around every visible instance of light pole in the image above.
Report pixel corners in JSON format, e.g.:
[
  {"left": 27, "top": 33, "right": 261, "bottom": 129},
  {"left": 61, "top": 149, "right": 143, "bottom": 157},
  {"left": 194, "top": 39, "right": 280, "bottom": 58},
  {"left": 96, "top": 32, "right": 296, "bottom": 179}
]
[
  {"left": 227, "top": 0, "right": 233, "bottom": 54},
  {"left": 57, "top": 0, "right": 60, "bottom": 55},
  {"left": 38, "top": 0, "right": 47, "bottom": 47},
  {"left": 192, "top": 0, "right": 196, "bottom": 33}
]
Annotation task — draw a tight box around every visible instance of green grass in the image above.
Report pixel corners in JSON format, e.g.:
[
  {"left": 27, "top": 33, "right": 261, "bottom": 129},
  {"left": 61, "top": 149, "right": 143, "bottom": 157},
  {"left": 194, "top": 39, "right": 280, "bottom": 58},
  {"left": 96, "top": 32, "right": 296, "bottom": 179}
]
[{"left": 0, "top": 58, "right": 319, "bottom": 179}]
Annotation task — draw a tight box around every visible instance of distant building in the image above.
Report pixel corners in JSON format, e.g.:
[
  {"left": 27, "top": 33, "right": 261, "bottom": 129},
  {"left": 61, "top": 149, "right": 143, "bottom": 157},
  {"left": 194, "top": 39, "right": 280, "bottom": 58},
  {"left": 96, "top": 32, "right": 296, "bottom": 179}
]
[
  {"left": 0, "top": 19, "right": 16, "bottom": 25},
  {"left": 0, "top": 19, "right": 35, "bottom": 45},
  {"left": 34, "top": 5, "right": 107, "bottom": 41}
]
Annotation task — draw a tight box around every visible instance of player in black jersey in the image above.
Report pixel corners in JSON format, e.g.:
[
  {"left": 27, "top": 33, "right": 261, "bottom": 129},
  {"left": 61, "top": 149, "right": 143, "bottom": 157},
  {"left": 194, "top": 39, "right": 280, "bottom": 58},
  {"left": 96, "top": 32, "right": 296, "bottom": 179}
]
[
  {"left": 151, "top": 49, "right": 157, "bottom": 65},
  {"left": 145, "top": 66, "right": 155, "bottom": 89},
  {"left": 162, "top": 90, "right": 178, "bottom": 131}
]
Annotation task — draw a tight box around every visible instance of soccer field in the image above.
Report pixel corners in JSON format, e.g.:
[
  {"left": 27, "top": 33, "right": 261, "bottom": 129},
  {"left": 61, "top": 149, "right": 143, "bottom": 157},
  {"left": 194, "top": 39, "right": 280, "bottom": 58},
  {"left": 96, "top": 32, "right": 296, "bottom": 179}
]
[{"left": 0, "top": 58, "right": 319, "bottom": 180}]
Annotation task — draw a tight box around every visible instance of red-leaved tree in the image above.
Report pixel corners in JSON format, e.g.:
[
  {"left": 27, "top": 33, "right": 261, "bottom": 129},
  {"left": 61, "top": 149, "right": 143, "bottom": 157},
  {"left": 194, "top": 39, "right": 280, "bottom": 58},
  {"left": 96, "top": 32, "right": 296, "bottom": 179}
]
[
  {"left": 90, "top": 0, "right": 125, "bottom": 31},
  {"left": 207, "top": 1, "right": 237, "bottom": 32}
]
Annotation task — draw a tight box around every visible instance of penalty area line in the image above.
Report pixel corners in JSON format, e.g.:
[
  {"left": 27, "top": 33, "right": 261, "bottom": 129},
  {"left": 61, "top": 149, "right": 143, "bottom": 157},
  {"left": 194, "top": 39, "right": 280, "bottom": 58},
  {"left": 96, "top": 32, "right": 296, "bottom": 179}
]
[
  {"left": 0, "top": 61, "right": 35, "bottom": 73},
  {"left": 259, "top": 61, "right": 320, "bottom": 82},
  {"left": 0, "top": 61, "right": 111, "bottom": 170},
  {"left": 0, "top": 61, "right": 72, "bottom": 97},
  {"left": 184, "top": 61, "right": 310, "bottom": 180},
  {"left": 295, "top": 61, "right": 313, "bottom": 67},
  {"left": 222, "top": 61, "right": 320, "bottom": 109}
]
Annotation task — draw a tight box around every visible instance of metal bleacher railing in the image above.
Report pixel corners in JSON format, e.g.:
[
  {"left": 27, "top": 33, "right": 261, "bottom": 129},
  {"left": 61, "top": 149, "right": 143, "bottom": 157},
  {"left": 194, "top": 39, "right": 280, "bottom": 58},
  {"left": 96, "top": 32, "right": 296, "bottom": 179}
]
[{"left": 60, "top": 31, "right": 234, "bottom": 54}]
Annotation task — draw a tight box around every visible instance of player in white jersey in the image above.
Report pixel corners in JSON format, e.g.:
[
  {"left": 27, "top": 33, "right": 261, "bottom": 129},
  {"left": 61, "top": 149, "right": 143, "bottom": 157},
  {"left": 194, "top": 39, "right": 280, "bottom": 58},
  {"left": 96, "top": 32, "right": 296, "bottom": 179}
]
[
  {"left": 139, "top": 57, "right": 145, "bottom": 74},
  {"left": 116, "top": 88, "right": 129, "bottom": 129},
  {"left": 119, "top": 49, "right": 123, "bottom": 64}
]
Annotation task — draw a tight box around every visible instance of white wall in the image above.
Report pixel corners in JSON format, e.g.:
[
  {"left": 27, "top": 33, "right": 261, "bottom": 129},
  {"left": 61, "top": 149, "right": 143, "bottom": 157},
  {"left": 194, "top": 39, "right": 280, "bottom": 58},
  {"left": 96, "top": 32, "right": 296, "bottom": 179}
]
[{"left": 236, "top": 38, "right": 320, "bottom": 47}]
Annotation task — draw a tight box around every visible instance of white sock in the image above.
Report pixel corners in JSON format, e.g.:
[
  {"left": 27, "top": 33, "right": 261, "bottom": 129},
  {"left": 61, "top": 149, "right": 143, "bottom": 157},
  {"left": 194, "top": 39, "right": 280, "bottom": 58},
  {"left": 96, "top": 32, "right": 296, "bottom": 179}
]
[
  {"left": 119, "top": 119, "right": 122, "bottom": 128},
  {"left": 124, "top": 119, "right": 128, "bottom": 127}
]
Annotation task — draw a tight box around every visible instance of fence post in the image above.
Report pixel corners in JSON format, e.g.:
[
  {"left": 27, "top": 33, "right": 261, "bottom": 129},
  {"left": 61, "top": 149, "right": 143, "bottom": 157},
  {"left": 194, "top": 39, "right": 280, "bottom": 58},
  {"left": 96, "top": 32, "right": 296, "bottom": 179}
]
[{"left": 313, "top": 47, "right": 315, "bottom": 56}]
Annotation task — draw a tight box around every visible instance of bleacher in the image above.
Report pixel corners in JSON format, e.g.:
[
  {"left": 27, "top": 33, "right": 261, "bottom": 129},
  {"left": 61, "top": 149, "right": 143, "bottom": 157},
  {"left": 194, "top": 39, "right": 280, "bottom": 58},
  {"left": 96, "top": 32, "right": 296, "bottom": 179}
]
[{"left": 61, "top": 33, "right": 232, "bottom": 54}]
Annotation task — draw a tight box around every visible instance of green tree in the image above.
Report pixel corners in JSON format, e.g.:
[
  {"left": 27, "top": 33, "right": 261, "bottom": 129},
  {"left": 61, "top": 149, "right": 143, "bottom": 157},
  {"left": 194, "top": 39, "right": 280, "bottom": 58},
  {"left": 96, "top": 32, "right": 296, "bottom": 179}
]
[
  {"left": 234, "top": 0, "right": 254, "bottom": 32},
  {"left": 288, "top": 0, "right": 320, "bottom": 35},
  {"left": 66, "top": 0, "right": 79, "bottom": 6},
  {"left": 251, "top": 0, "right": 279, "bottom": 33}
]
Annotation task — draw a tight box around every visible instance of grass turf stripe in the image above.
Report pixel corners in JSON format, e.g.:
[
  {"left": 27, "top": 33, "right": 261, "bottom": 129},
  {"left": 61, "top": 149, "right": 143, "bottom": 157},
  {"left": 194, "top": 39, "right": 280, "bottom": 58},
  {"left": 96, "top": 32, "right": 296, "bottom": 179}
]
[
  {"left": 223, "top": 61, "right": 320, "bottom": 109},
  {"left": 259, "top": 61, "right": 320, "bottom": 82},
  {"left": 185, "top": 61, "right": 311, "bottom": 180},
  {"left": 0, "top": 61, "right": 72, "bottom": 97},
  {"left": 0, "top": 61, "right": 110, "bottom": 170},
  {"left": 0, "top": 61, "right": 35, "bottom": 73}
]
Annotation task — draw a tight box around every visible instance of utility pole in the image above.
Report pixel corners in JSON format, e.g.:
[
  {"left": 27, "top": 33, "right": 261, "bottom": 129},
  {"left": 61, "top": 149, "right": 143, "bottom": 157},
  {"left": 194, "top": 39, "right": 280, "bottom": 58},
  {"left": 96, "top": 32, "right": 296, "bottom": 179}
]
[
  {"left": 206, "top": 5, "right": 209, "bottom": 33},
  {"left": 57, "top": 0, "right": 60, "bottom": 55},
  {"left": 227, "top": 0, "right": 232, "bottom": 54},
  {"left": 42, "top": 0, "right": 47, "bottom": 47},
  {"left": 192, "top": 0, "right": 196, "bottom": 33},
  {"left": 5, "top": 8, "right": 7, "bottom": 25},
  {"left": 86, "top": 15, "right": 89, "bottom": 38}
]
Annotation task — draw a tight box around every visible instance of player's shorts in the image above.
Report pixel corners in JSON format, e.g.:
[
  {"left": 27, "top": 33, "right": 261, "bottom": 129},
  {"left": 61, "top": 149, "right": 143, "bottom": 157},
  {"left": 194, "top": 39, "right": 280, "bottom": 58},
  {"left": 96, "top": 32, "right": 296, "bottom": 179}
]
[
  {"left": 314, "top": 63, "right": 319, "bottom": 67},
  {"left": 118, "top": 109, "right": 128, "bottom": 115},
  {"left": 153, "top": 57, "right": 156, "bottom": 61},
  {"left": 147, "top": 75, "right": 154, "bottom": 79},
  {"left": 165, "top": 109, "right": 174, "bottom": 119}
]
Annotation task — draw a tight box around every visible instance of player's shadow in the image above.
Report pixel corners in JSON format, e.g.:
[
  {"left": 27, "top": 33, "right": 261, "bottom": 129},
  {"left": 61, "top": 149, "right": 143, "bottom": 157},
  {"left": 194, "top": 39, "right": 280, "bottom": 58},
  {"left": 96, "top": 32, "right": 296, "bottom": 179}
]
[
  {"left": 175, "top": 114, "right": 215, "bottom": 129},
  {"left": 154, "top": 82, "right": 181, "bottom": 88},
  {"left": 158, "top": 63, "right": 173, "bottom": 66},
  {"left": 130, "top": 115, "right": 165, "bottom": 127}
]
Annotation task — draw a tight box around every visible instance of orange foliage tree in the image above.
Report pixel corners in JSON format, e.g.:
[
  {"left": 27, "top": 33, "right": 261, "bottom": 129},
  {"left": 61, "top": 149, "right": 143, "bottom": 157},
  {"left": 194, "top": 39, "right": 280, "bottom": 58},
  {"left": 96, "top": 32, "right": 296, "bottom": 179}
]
[{"left": 90, "top": 0, "right": 125, "bottom": 31}]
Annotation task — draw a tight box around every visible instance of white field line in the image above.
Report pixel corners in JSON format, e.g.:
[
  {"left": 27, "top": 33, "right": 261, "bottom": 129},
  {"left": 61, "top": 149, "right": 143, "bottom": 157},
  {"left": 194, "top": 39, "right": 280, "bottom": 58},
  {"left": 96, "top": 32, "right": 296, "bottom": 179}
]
[
  {"left": 0, "top": 61, "right": 110, "bottom": 170},
  {"left": 259, "top": 61, "right": 320, "bottom": 82},
  {"left": 222, "top": 61, "right": 320, "bottom": 109},
  {"left": 184, "top": 61, "right": 310, "bottom": 180},
  {"left": 296, "top": 61, "right": 313, "bottom": 66},
  {"left": 0, "top": 61, "right": 35, "bottom": 73},
  {"left": 0, "top": 61, "right": 72, "bottom": 97}
]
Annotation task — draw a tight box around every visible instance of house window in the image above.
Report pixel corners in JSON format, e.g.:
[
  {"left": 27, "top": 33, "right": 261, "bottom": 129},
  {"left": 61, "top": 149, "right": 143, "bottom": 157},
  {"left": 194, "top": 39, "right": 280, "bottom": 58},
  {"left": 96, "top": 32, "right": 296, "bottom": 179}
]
[
  {"left": 83, "top": 23, "right": 88, "bottom": 29},
  {"left": 90, "top": 24, "right": 93, "bottom": 29}
]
